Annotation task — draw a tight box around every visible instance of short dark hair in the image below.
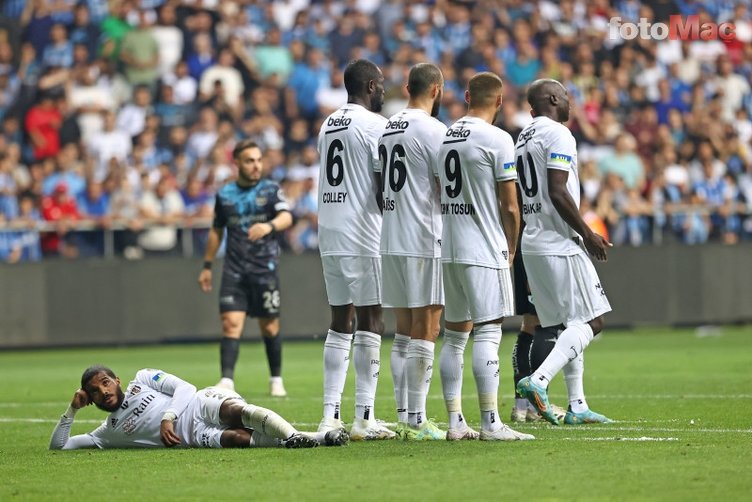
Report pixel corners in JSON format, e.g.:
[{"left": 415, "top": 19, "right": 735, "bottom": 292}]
[
  {"left": 232, "top": 139, "right": 261, "bottom": 159},
  {"left": 468, "top": 72, "right": 503, "bottom": 108},
  {"left": 81, "top": 365, "right": 117, "bottom": 390},
  {"left": 343, "top": 59, "right": 381, "bottom": 96},
  {"left": 407, "top": 63, "right": 443, "bottom": 98}
]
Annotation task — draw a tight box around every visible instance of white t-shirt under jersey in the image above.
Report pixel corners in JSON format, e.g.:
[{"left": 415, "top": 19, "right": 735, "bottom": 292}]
[
  {"left": 437, "top": 116, "right": 517, "bottom": 269},
  {"left": 515, "top": 115, "right": 583, "bottom": 256},
  {"left": 317, "top": 103, "right": 387, "bottom": 257},
  {"left": 378, "top": 108, "right": 447, "bottom": 258}
]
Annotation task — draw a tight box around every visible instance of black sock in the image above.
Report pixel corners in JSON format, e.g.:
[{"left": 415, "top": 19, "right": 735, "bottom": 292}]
[
  {"left": 220, "top": 337, "right": 240, "bottom": 379},
  {"left": 530, "top": 325, "right": 561, "bottom": 373},
  {"left": 512, "top": 331, "right": 534, "bottom": 397},
  {"left": 263, "top": 334, "right": 282, "bottom": 377}
]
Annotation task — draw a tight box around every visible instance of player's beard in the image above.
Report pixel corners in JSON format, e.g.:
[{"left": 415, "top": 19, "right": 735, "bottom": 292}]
[
  {"left": 96, "top": 387, "right": 125, "bottom": 412},
  {"left": 238, "top": 169, "right": 260, "bottom": 186},
  {"left": 371, "top": 92, "right": 384, "bottom": 114}
]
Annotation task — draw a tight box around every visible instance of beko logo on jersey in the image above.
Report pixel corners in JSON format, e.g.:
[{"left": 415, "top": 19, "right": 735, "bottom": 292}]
[
  {"left": 446, "top": 128, "right": 471, "bottom": 138},
  {"left": 517, "top": 128, "right": 535, "bottom": 146},
  {"left": 386, "top": 119, "right": 409, "bottom": 130},
  {"left": 327, "top": 117, "right": 351, "bottom": 127},
  {"left": 131, "top": 394, "right": 156, "bottom": 417}
]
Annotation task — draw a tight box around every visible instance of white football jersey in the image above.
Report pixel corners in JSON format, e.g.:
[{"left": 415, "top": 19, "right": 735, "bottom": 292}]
[
  {"left": 437, "top": 116, "right": 517, "bottom": 269},
  {"left": 318, "top": 103, "right": 387, "bottom": 257},
  {"left": 84, "top": 369, "right": 198, "bottom": 449},
  {"left": 515, "top": 115, "right": 583, "bottom": 256},
  {"left": 379, "top": 108, "right": 446, "bottom": 258}
]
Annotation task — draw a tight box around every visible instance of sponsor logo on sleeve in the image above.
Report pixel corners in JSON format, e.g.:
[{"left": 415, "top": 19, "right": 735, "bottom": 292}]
[
  {"left": 152, "top": 372, "right": 165, "bottom": 383},
  {"left": 550, "top": 153, "right": 572, "bottom": 167},
  {"left": 503, "top": 162, "right": 516, "bottom": 171}
]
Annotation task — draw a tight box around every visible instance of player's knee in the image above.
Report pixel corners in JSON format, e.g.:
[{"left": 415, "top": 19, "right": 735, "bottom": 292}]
[
  {"left": 259, "top": 319, "right": 279, "bottom": 338},
  {"left": 222, "top": 317, "right": 243, "bottom": 336},
  {"left": 589, "top": 317, "right": 605, "bottom": 336}
]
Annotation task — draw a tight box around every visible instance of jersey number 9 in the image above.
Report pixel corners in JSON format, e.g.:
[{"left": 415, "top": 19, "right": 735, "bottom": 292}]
[{"left": 444, "top": 149, "right": 463, "bottom": 198}]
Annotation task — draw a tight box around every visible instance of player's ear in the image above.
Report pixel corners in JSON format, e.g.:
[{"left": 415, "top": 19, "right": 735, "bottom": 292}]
[
  {"left": 368, "top": 79, "right": 376, "bottom": 94},
  {"left": 464, "top": 89, "right": 470, "bottom": 104}
]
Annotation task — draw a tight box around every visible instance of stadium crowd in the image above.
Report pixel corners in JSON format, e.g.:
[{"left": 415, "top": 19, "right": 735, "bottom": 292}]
[{"left": 1, "top": 0, "right": 752, "bottom": 262}]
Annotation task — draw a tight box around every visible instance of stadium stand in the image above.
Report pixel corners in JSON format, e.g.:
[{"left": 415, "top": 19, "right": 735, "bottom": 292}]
[{"left": 1, "top": 0, "right": 751, "bottom": 262}]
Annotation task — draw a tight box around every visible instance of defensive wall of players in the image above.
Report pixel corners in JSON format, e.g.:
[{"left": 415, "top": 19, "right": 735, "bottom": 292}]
[{"left": 1, "top": 244, "right": 750, "bottom": 348}]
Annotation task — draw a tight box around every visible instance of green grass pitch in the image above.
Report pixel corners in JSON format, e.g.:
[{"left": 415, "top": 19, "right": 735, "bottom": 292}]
[{"left": 1, "top": 326, "right": 751, "bottom": 501}]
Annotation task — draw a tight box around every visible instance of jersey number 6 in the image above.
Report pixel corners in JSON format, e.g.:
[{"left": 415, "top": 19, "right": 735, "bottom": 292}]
[
  {"left": 326, "top": 139, "right": 345, "bottom": 186},
  {"left": 378, "top": 144, "right": 407, "bottom": 193}
]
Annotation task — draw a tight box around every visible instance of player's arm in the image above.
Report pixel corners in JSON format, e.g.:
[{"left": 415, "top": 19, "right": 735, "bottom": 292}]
[
  {"left": 49, "top": 389, "right": 98, "bottom": 450},
  {"left": 199, "top": 196, "right": 226, "bottom": 293},
  {"left": 497, "top": 179, "right": 520, "bottom": 264},
  {"left": 548, "top": 169, "right": 611, "bottom": 262},
  {"left": 137, "top": 369, "right": 197, "bottom": 447},
  {"left": 248, "top": 187, "right": 293, "bottom": 241}
]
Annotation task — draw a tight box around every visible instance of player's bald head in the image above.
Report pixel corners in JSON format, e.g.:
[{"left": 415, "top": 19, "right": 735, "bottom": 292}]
[
  {"left": 527, "top": 79, "right": 570, "bottom": 122},
  {"left": 344, "top": 59, "right": 385, "bottom": 112},
  {"left": 407, "top": 63, "right": 443, "bottom": 98},
  {"left": 467, "top": 72, "right": 503, "bottom": 109}
]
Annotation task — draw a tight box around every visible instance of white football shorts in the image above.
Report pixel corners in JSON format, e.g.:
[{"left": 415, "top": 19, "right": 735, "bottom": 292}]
[
  {"left": 189, "top": 386, "right": 245, "bottom": 448},
  {"left": 522, "top": 252, "right": 612, "bottom": 328},
  {"left": 442, "top": 263, "right": 514, "bottom": 323},
  {"left": 321, "top": 255, "right": 382, "bottom": 306},
  {"left": 382, "top": 255, "right": 443, "bottom": 308}
]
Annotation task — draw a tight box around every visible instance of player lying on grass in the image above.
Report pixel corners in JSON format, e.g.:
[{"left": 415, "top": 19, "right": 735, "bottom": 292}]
[{"left": 49, "top": 366, "right": 349, "bottom": 450}]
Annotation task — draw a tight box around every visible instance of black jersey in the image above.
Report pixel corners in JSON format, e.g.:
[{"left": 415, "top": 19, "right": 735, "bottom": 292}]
[{"left": 213, "top": 179, "right": 290, "bottom": 275}]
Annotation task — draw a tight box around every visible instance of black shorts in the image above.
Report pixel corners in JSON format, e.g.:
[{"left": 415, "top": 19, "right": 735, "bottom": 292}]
[
  {"left": 219, "top": 270, "right": 280, "bottom": 318},
  {"left": 513, "top": 251, "right": 536, "bottom": 316}
]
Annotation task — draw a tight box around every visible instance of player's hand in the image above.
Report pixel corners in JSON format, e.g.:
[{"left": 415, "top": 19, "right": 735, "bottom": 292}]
[
  {"left": 198, "top": 269, "right": 212, "bottom": 293},
  {"left": 248, "top": 223, "right": 273, "bottom": 242},
  {"left": 584, "top": 231, "right": 613, "bottom": 262},
  {"left": 160, "top": 419, "right": 181, "bottom": 447},
  {"left": 71, "top": 389, "right": 90, "bottom": 410}
]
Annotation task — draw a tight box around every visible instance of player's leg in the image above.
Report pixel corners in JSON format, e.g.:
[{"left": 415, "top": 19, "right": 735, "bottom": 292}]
[
  {"left": 466, "top": 265, "right": 533, "bottom": 441},
  {"left": 511, "top": 252, "right": 535, "bottom": 422},
  {"left": 440, "top": 262, "right": 477, "bottom": 440},
  {"left": 403, "top": 304, "right": 445, "bottom": 440},
  {"left": 527, "top": 323, "right": 567, "bottom": 422},
  {"left": 219, "top": 398, "right": 317, "bottom": 448},
  {"left": 258, "top": 317, "right": 286, "bottom": 397},
  {"left": 349, "top": 256, "right": 394, "bottom": 440},
  {"left": 218, "top": 312, "right": 246, "bottom": 390},
  {"left": 249, "top": 273, "right": 286, "bottom": 397},
  {"left": 319, "top": 256, "right": 355, "bottom": 432},
  {"left": 216, "top": 271, "right": 249, "bottom": 390},
  {"left": 382, "top": 255, "right": 411, "bottom": 427},
  {"left": 392, "top": 308, "right": 411, "bottom": 428},
  {"left": 519, "top": 254, "right": 611, "bottom": 425}
]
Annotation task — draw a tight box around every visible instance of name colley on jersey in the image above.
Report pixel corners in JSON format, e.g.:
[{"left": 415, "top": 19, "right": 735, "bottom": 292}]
[{"left": 322, "top": 115, "right": 351, "bottom": 204}]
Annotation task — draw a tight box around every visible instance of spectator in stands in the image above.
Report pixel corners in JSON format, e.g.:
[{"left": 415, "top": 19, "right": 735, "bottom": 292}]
[
  {"left": 76, "top": 180, "right": 111, "bottom": 257},
  {"left": 120, "top": 9, "right": 160, "bottom": 88},
  {"left": 9, "top": 193, "right": 43, "bottom": 262},
  {"left": 137, "top": 176, "right": 185, "bottom": 256},
  {"left": 597, "top": 134, "right": 645, "bottom": 191},
  {"left": 151, "top": 3, "right": 183, "bottom": 79},
  {"left": 255, "top": 26, "right": 293, "bottom": 83},
  {"left": 186, "top": 107, "right": 219, "bottom": 163},
  {"left": 25, "top": 91, "right": 63, "bottom": 161},
  {"left": 164, "top": 60, "right": 198, "bottom": 106},
  {"left": 69, "top": 3, "right": 101, "bottom": 62},
  {"left": 99, "top": 0, "right": 133, "bottom": 62},
  {"left": 87, "top": 110, "right": 132, "bottom": 182},
  {"left": 186, "top": 32, "right": 216, "bottom": 81},
  {"left": 42, "top": 23, "right": 74, "bottom": 69},
  {"left": 41, "top": 182, "right": 80, "bottom": 258},
  {"left": 116, "top": 84, "right": 153, "bottom": 139}
]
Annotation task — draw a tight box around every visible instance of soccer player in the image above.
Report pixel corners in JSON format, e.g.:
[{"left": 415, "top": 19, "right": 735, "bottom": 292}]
[
  {"left": 437, "top": 72, "right": 533, "bottom": 441},
  {"left": 50, "top": 365, "right": 348, "bottom": 450},
  {"left": 509, "top": 251, "right": 567, "bottom": 423},
  {"left": 199, "top": 140, "right": 292, "bottom": 397},
  {"left": 316, "top": 59, "right": 395, "bottom": 440},
  {"left": 378, "top": 63, "right": 447, "bottom": 440},
  {"left": 515, "top": 79, "right": 613, "bottom": 425}
]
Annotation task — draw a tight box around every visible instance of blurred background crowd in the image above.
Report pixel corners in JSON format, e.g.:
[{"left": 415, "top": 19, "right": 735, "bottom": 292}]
[{"left": 1, "top": 0, "right": 751, "bottom": 263}]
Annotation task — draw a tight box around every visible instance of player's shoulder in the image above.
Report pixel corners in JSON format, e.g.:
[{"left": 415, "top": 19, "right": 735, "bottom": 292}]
[
  {"left": 538, "top": 116, "right": 574, "bottom": 141},
  {"left": 217, "top": 182, "right": 238, "bottom": 198}
]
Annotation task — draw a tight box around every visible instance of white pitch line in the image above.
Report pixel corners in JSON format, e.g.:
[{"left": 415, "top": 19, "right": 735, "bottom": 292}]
[
  {"left": 0, "top": 417, "right": 103, "bottom": 424},
  {"left": 563, "top": 437, "right": 679, "bottom": 442}
]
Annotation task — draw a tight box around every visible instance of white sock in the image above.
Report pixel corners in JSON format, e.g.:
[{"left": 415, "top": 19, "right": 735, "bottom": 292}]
[
  {"left": 532, "top": 323, "right": 594, "bottom": 388},
  {"left": 242, "top": 404, "right": 296, "bottom": 440},
  {"left": 353, "top": 330, "right": 381, "bottom": 421},
  {"left": 407, "top": 339, "right": 435, "bottom": 428},
  {"left": 391, "top": 333, "right": 410, "bottom": 423},
  {"left": 440, "top": 329, "right": 469, "bottom": 429},
  {"left": 563, "top": 352, "right": 589, "bottom": 413},
  {"left": 249, "top": 431, "right": 282, "bottom": 448},
  {"left": 472, "top": 323, "right": 502, "bottom": 432},
  {"left": 323, "top": 329, "right": 352, "bottom": 420}
]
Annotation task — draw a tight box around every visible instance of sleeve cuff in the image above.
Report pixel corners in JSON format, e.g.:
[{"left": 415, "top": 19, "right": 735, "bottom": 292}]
[
  {"left": 162, "top": 411, "right": 177, "bottom": 422},
  {"left": 63, "top": 406, "right": 79, "bottom": 419}
]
